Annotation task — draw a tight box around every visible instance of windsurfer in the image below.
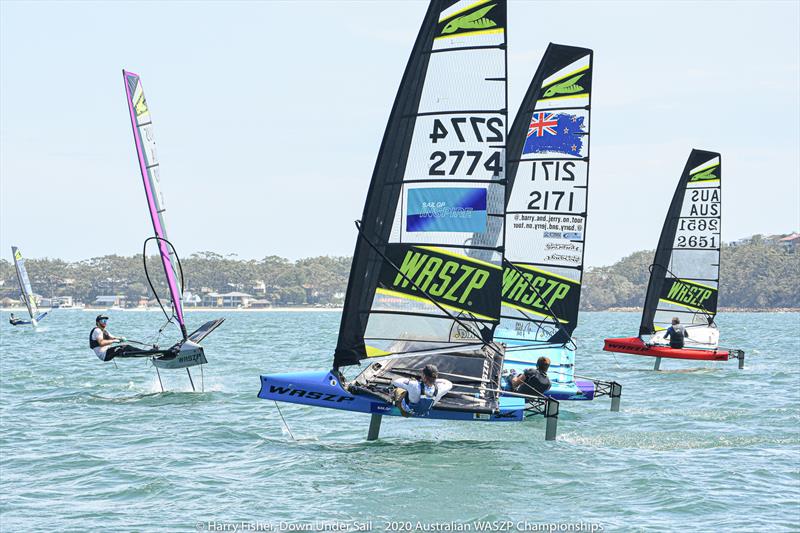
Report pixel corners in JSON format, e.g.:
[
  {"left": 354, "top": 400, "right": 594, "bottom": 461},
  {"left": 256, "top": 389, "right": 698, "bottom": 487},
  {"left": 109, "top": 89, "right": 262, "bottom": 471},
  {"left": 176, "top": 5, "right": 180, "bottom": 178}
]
[
  {"left": 392, "top": 364, "right": 453, "bottom": 417},
  {"left": 89, "top": 315, "right": 137, "bottom": 362},
  {"left": 509, "top": 356, "right": 552, "bottom": 396},
  {"left": 663, "top": 317, "right": 689, "bottom": 349}
]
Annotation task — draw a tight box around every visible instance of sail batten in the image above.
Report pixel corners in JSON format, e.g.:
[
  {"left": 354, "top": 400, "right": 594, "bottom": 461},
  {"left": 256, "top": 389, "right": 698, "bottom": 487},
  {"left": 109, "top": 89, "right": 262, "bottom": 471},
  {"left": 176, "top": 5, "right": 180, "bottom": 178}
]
[
  {"left": 122, "top": 70, "right": 186, "bottom": 337},
  {"left": 334, "top": 0, "right": 508, "bottom": 369}
]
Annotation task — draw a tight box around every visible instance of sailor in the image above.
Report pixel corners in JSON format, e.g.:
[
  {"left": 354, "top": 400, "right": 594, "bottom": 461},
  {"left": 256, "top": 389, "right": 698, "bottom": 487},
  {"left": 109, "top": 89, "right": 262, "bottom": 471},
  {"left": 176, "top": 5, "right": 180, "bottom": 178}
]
[
  {"left": 391, "top": 364, "right": 453, "bottom": 418},
  {"left": 89, "top": 315, "right": 131, "bottom": 362},
  {"left": 9, "top": 313, "right": 23, "bottom": 325},
  {"left": 663, "top": 317, "right": 689, "bottom": 349},
  {"left": 510, "top": 356, "right": 552, "bottom": 396}
]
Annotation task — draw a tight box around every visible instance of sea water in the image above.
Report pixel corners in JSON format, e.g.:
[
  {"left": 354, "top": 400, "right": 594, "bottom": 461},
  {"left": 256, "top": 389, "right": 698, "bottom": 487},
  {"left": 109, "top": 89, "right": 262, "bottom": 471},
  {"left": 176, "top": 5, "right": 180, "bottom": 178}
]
[{"left": 1, "top": 310, "right": 798, "bottom": 532}]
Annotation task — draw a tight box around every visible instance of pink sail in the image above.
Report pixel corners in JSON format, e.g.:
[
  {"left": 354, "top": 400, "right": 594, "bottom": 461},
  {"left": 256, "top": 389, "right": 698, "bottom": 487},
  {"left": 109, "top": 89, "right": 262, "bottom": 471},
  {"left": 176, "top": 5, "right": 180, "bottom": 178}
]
[{"left": 123, "top": 70, "right": 186, "bottom": 336}]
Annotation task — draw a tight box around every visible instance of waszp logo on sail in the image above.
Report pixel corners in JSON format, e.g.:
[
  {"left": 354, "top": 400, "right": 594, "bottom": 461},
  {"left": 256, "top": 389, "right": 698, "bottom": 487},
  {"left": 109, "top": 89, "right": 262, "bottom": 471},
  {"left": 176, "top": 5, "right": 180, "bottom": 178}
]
[
  {"left": 502, "top": 268, "right": 571, "bottom": 313},
  {"left": 663, "top": 280, "right": 715, "bottom": 309},
  {"left": 392, "top": 250, "right": 490, "bottom": 306}
]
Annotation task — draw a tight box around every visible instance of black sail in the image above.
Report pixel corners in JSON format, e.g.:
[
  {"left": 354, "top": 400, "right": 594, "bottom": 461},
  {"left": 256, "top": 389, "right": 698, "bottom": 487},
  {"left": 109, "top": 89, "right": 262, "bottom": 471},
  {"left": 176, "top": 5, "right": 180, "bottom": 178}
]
[
  {"left": 640, "top": 149, "right": 722, "bottom": 336},
  {"left": 334, "top": 0, "right": 508, "bottom": 369}
]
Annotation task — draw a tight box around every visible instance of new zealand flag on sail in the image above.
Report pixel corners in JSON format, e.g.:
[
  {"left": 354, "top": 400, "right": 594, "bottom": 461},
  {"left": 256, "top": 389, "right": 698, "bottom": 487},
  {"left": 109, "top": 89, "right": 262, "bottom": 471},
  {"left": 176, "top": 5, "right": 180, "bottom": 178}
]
[{"left": 523, "top": 112, "right": 586, "bottom": 156}]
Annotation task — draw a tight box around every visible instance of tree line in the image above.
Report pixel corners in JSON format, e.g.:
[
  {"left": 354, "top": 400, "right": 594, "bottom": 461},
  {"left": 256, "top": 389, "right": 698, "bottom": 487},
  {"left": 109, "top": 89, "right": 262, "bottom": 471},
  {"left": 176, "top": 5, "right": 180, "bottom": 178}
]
[{"left": 1, "top": 239, "right": 797, "bottom": 309}]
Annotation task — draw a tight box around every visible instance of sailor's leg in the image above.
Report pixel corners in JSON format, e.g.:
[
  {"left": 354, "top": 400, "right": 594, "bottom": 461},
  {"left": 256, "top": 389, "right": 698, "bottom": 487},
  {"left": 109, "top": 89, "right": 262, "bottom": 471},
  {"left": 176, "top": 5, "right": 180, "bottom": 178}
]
[{"left": 367, "top": 414, "right": 382, "bottom": 441}]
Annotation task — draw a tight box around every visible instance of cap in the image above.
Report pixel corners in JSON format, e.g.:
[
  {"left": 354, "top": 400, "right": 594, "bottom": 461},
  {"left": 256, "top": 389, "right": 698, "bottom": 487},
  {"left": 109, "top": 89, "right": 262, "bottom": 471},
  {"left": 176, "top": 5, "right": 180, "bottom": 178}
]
[{"left": 96, "top": 314, "right": 109, "bottom": 322}]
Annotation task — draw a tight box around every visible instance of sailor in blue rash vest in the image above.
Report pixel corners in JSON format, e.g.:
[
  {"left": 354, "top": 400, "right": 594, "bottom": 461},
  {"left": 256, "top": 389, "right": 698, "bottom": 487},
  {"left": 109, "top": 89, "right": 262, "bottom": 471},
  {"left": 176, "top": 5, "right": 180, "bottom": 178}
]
[
  {"left": 391, "top": 364, "right": 453, "bottom": 417},
  {"left": 663, "top": 317, "right": 689, "bottom": 349},
  {"left": 9, "top": 313, "right": 24, "bottom": 325}
]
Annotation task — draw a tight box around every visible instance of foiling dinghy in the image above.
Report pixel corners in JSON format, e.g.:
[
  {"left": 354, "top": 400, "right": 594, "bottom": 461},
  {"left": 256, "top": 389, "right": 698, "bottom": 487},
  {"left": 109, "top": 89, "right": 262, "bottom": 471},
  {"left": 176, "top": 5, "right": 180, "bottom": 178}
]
[
  {"left": 121, "top": 70, "right": 224, "bottom": 390},
  {"left": 260, "top": 0, "right": 566, "bottom": 440},
  {"left": 603, "top": 150, "right": 744, "bottom": 370},
  {"left": 498, "top": 43, "right": 621, "bottom": 409},
  {"left": 8, "top": 246, "right": 49, "bottom": 327}
]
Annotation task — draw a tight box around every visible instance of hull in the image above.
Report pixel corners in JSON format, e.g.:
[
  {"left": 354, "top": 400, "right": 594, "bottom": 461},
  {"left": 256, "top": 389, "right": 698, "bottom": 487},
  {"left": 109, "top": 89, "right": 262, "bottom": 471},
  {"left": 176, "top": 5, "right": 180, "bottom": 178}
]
[
  {"left": 258, "top": 371, "right": 525, "bottom": 422},
  {"left": 603, "top": 337, "right": 730, "bottom": 361}
]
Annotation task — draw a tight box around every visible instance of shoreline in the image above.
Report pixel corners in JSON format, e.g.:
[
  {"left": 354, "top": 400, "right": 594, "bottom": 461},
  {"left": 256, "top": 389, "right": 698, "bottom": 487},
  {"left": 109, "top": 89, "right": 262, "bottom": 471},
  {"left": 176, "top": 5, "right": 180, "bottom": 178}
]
[{"left": 2, "top": 306, "right": 798, "bottom": 313}]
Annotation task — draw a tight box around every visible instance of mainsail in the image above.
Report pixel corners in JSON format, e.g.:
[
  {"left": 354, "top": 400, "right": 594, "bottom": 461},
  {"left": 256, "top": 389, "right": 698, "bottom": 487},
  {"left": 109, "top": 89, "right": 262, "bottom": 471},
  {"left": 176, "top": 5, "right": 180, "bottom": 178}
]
[
  {"left": 499, "top": 44, "right": 592, "bottom": 347},
  {"left": 639, "top": 149, "right": 722, "bottom": 338},
  {"left": 333, "top": 0, "right": 508, "bottom": 369},
  {"left": 11, "top": 246, "right": 39, "bottom": 321},
  {"left": 122, "top": 70, "right": 187, "bottom": 338}
]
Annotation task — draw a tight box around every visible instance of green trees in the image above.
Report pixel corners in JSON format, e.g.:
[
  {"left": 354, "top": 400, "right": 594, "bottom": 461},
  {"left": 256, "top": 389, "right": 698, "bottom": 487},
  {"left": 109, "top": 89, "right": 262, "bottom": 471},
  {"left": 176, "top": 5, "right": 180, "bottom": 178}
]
[
  {"left": 0, "top": 238, "right": 795, "bottom": 309},
  {"left": 581, "top": 242, "right": 799, "bottom": 310}
]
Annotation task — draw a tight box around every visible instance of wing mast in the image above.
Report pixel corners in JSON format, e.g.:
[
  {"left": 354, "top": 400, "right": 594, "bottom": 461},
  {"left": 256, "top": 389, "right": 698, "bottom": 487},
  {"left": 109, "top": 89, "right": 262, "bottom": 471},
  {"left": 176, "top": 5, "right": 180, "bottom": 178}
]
[{"left": 122, "top": 70, "right": 187, "bottom": 339}]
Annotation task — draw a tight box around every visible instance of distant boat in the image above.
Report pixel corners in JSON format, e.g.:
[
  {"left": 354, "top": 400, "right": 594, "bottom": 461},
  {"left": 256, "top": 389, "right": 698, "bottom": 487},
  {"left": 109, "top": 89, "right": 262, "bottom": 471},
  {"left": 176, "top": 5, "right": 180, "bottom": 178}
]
[
  {"left": 120, "top": 69, "right": 224, "bottom": 390},
  {"left": 8, "top": 246, "right": 49, "bottom": 327},
  {"left": 259, "top": 0, "right": 565, "bottom": 441},
  {"left": 603, "top": 150, "right": 745, "bottom": 370}
]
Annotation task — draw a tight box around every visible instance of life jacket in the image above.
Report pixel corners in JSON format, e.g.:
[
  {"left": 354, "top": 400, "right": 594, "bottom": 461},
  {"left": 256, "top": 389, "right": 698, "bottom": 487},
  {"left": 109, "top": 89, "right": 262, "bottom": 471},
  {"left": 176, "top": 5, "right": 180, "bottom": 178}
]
[
  {"left": 89, "top": 327, "right": 111, "bottom": 349},
  {"left": 404, "top": 381, "right": 439, "bottom": 416},
  {"left": 669, "top": 325, "right": 685, "bottom": 349}
]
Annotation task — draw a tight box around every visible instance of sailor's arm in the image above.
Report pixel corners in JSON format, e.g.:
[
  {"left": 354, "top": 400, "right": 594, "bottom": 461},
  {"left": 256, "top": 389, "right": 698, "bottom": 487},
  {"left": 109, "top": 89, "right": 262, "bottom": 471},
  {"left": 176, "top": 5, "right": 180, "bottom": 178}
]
[
  {"left": 434, "top": 379, "right": 453, "bottom": 401},
  {"left": 391, "top": 377, "right": 413, "bottom": 391}
]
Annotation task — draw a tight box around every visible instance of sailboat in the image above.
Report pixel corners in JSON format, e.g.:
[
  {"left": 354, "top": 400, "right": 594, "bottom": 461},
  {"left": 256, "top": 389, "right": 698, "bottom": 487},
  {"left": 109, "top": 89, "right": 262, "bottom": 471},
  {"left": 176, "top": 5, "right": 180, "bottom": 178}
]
[
  {"left": 603, "top": 150, "right": 745, "bottom": 370},
  {"left": 8, "top": 246, "right": 49, "bottom": 327},
  {"left": 259, "top": 0, "right": 562, "bottom": 440},
  {"left": 121, "top": 69, "right": 224, "bottom": 390},
  {"left": 499, "top": 43, "right": 621, "bottom": 407}
]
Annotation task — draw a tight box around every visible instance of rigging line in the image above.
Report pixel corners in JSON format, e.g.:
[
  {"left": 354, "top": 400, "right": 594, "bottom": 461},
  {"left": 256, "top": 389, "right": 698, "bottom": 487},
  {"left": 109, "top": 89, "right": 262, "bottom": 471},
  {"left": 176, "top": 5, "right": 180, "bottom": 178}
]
[
  {"left": 648, "top": 262, "right": 716, "bottom": 325},
  {"left": 354, "top": 220, "right": 503, "bottom": 359},
  {"left": 502, "top": 259, "right": 578, "bottom": 351},
  {"left": 142, "top": 235, "right": 186, "bottom": 334},
  {"left": 273, "top": 401, "right": 296, "bottom": 441}
]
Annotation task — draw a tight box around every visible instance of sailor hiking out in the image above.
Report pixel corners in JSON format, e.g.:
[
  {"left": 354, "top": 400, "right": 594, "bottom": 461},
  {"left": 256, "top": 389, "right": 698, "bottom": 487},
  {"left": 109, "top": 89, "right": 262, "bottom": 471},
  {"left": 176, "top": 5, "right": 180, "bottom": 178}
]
[
  {"left": 508, "top": 356, "right": 552, "bottom": 396},
  {"left": 89, "top": 315, "right": 139, "bottom": 362},
  {"left": 392, "top": 364, "right": 453, "bottom": 417}
]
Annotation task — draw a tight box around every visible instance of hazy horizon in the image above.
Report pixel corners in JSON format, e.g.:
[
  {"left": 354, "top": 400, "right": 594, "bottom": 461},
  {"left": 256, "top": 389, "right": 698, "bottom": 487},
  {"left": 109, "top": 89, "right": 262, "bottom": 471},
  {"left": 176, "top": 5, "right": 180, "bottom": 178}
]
[{"left": 2, "top": 1, "right": 798, "bottom": 267}]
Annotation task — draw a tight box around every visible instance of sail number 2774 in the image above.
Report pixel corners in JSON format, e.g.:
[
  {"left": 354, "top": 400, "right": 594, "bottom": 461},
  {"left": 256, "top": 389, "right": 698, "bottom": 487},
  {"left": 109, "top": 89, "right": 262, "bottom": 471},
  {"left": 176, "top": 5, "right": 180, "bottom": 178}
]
[{"left": 428, "top": 117, "right": 504, "bottom": 177}]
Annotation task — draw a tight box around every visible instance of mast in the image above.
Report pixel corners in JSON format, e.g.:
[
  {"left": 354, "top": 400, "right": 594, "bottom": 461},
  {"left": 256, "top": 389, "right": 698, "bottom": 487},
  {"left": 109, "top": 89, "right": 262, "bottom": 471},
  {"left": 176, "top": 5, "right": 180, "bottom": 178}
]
[
  {"left": 11, "top": 246, "right": 38, "bottom": 321},
  {"left": 122, "top": 70, "right": 187, "bottom": 339},
  {"left": 499, "top": 43, "right": 593, "bottom": 346},
  {"left": 639, "top": 150, "right": 722, "bottom": 336},
  {"left": 334, "top": 0, "right": 508, "bottom": 369}
]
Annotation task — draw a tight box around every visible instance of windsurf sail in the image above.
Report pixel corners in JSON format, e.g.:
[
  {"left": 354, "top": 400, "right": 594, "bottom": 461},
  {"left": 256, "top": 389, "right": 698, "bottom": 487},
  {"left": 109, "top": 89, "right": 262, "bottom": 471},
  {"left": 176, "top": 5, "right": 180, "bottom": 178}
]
[
  {"left": 123, "top": 70, "right": 187, "bottom": 339},
  {"left": 639, "top": 150, "right": 722, "bottom": 341},
  {"left": 11, "top": 246, "right": 40, "bottom": 322},
  {"left": 333, "top": 0, "right": 508, "bottom": 370}
]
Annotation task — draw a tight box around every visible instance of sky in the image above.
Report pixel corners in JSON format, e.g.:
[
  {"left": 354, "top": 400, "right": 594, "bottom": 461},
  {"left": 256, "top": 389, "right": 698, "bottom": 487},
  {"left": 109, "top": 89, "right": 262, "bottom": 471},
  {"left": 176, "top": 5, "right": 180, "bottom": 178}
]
[{"left": 1, "top": 0, "right": 798, "bottom": 267}]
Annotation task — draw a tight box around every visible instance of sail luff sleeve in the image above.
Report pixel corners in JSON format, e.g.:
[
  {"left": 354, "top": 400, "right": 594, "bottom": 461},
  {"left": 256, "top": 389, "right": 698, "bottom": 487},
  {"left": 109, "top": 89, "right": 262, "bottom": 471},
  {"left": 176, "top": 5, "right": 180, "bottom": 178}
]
[
  {"left": 122, "top": 70, "right": 186, "bottom": 334},
  {"left": 639, "top": 149, "right": 722, "bottom": 335},
  {"left": 334, "top": 2, "right": 441, "bottom": 369},
  {"left": 334, "top": 0, "right": 508, "bottom": 368},
  {"left": 500, "top": 43, "right": 592, "bottom": 343}
]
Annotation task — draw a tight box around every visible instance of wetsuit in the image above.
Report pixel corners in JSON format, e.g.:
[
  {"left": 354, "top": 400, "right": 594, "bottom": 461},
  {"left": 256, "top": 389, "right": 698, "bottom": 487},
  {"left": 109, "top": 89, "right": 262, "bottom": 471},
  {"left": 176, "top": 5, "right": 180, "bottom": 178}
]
[
  {"left": 515, "top": 368, "right": 551, "bottom": 396},
  {"left": 664, "top": 325, "right": 687, "bottom": 349}
]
